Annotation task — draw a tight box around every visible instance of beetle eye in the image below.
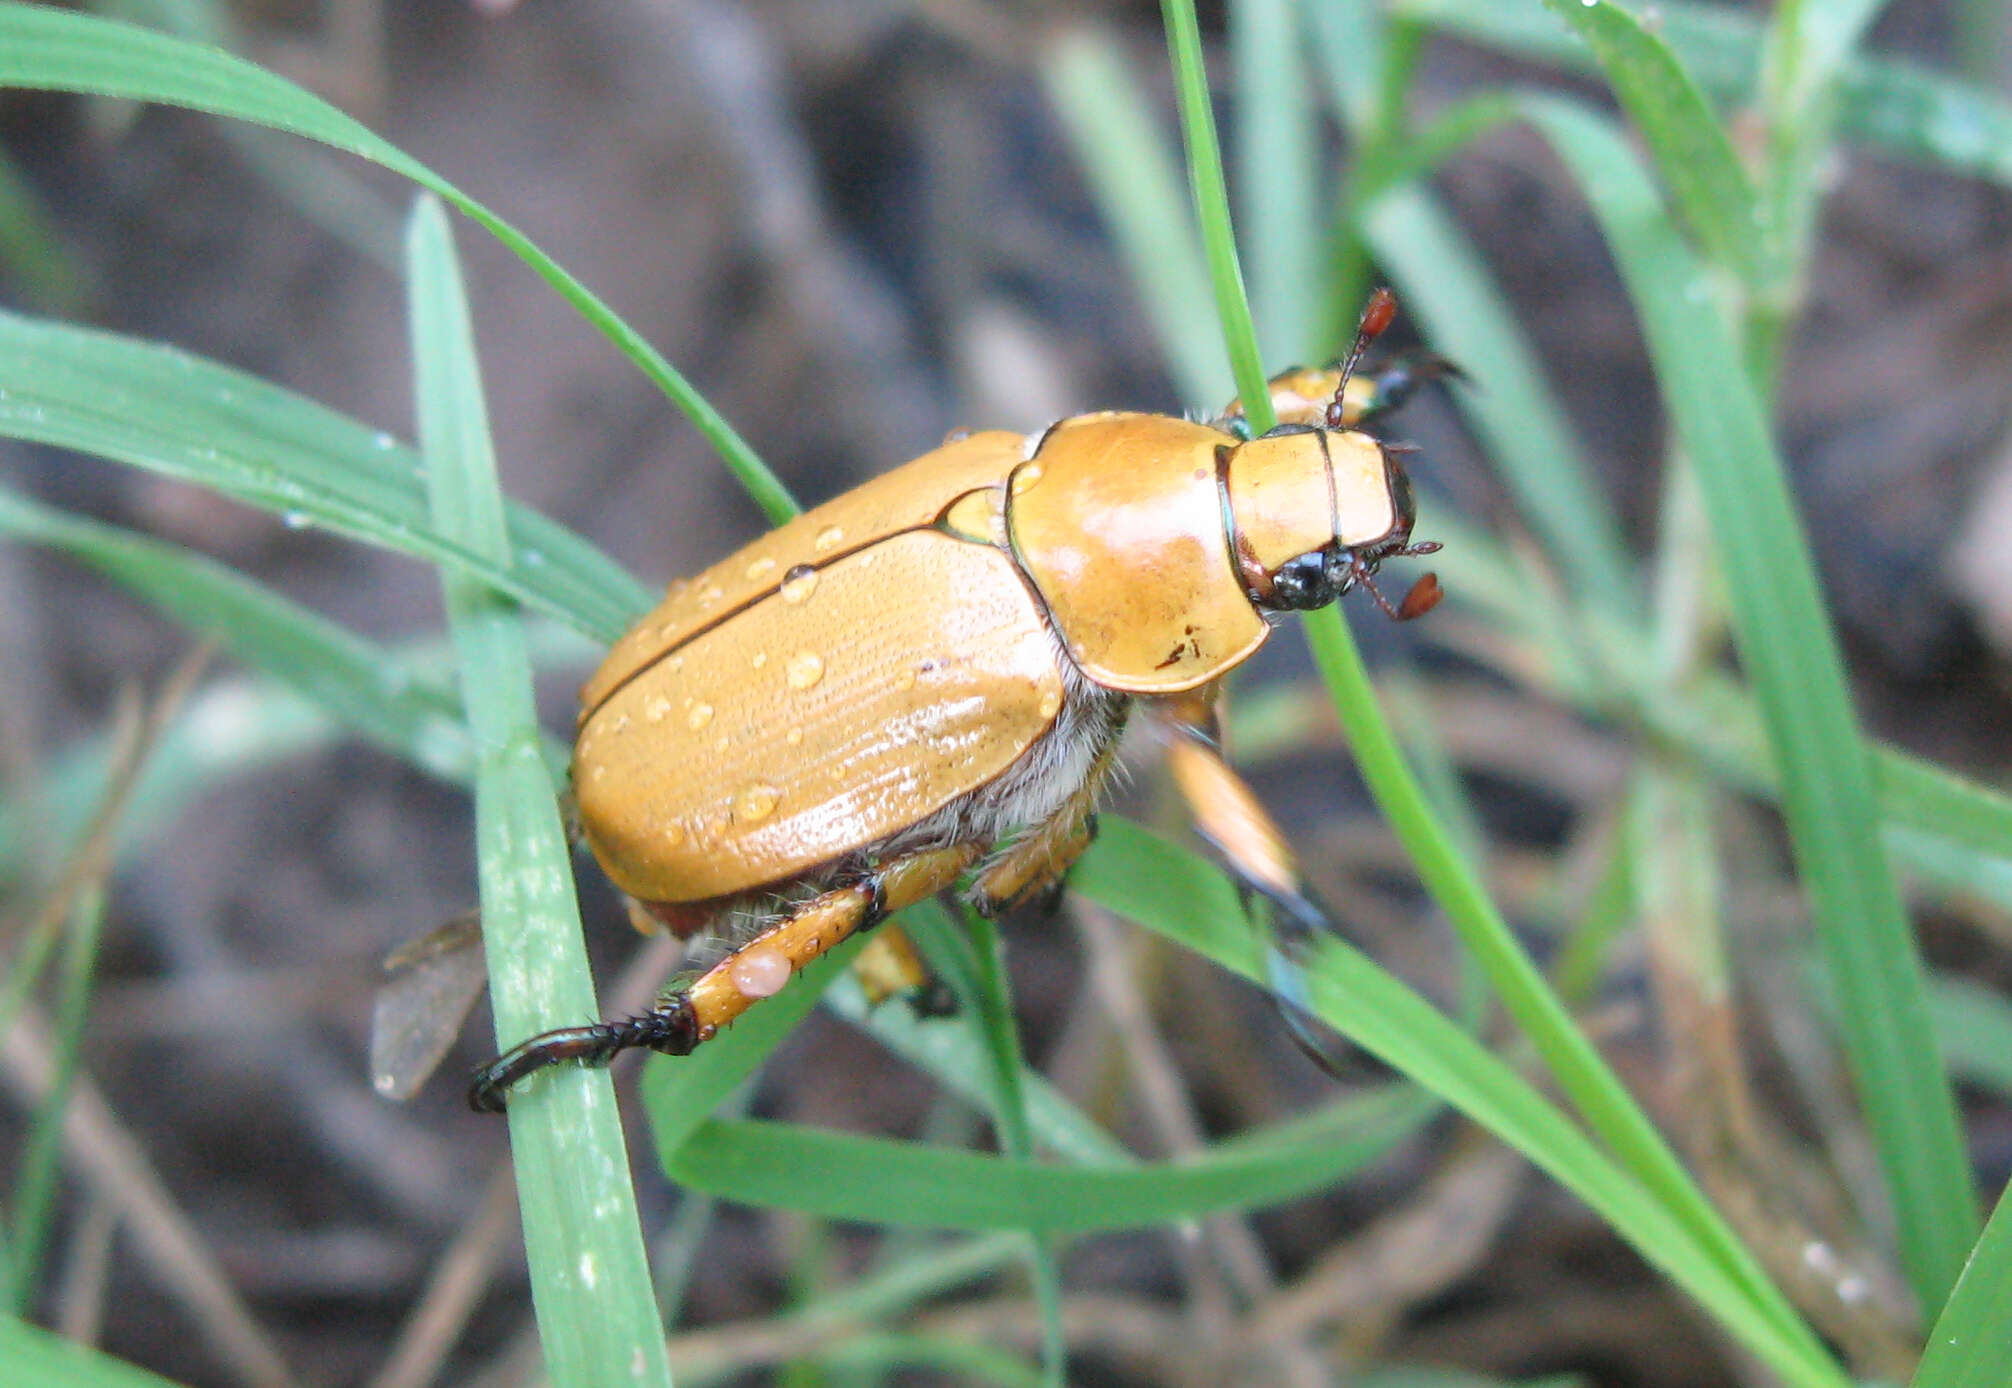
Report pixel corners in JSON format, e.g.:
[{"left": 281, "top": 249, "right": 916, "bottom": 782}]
[
  {"left": 1268, "top": 552, "right": 1325, "bottom": 610},
  {"left": 1267, "top": 548, "right": 1350, "bottom": 612}
]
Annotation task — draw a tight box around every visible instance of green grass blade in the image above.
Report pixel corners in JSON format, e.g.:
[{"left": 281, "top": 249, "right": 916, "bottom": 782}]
[
  {"left": 1396, "top": 0, "right": 2012, "bottom": 189},
  {"left": 0, "top": 311, "right": 649, "bottom": 641},
  {"left": 7, "top": 888, "right": 107, "bottom": 1308},
  {"left": 1232, "top": 0, "right": 1323, "bottom": 363},
  {"left": 1296, "top": 19, "right": 1639, "bottom": 612},
  {"left": 407, "top": 194, "right": 672, "bottom": 1388},
  {"left": 1299, "top": 612, "right": 1830, "bottom": 1366},
  {"left": 1039, "top": 31, "right": 1230, "bottom": 408},
  {"left": 1160, "top": 0, "right": 1273, "bottom": 431},
  {"left": 0, "top": 147, "right": 88, "bottom": 312},
  {"left": 1927, "top": 976, "right": 2012, "bottom": 1101},
  {"left": 1354, "top": 186, "right": 1639, "bottom": 611},
  {"left": 660, "top": 1085, "right": 1424, "bottom": 1231},
  {"left": 1539, "top": 0, "right": 1762, "bottom": 285},
  {"left": 0, "top": 1316, "right": 188, "bottom": 1388},
  {"left": 1909, "top": 1174, "right": 2012, "bottom": 1388},
  {"left": 0, "top": 1, "right": 792, "bottom": 524},
  {"left": 936, "top": 905, "right": 1066, "bottom": 1381},
  {"left": 1521, "top": 93, "right": 1977, "bottom": 1313},
  {"left": 810, "top": 1332, "right": 1043, "bottom": 1388},
  {"left": 1074, "top": 820, "right": 1849, "bottom": 1388},
  {"left": 819, "top": 971, "right": 1132, "bottom": 1167},
  {"left": 1878, "top": 753, "right": 2012, "bottom": 862},
  {"left": 0, "top": 485, "right": 478, "bottom": 781}
]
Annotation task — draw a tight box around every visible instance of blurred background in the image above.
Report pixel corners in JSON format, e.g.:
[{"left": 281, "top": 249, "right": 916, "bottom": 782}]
[{"left": 0, "top": 1, "right": 2009, "bottom": 1385}]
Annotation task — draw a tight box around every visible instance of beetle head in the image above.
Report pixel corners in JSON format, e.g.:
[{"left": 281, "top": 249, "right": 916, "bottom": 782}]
[
  {"left": 1223, "top": 287, "right": 1440, "bottom": 621},
  {"left": 1223, "top": 422, "right": 1437, "bottom": 618}
]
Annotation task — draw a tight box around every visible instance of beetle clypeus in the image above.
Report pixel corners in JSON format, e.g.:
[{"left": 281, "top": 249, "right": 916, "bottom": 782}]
[{"left": 469, "top": 289, "right": 1442, "bottom": 1112}]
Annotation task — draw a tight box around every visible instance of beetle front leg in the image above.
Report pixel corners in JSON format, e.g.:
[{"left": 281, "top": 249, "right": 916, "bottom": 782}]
[{"left": 469, "top": 842, "right": 981, "bottom": 1111}]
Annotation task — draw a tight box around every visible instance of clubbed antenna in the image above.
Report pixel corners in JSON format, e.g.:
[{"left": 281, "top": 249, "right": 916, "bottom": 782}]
[{"left": 1325, "top": 287, "right": 1399, "bottom": 430}]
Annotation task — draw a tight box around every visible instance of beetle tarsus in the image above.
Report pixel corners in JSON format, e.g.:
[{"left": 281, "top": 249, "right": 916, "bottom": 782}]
[{"left": 466, "top": 994, "right": 699, "bottom": 1113}]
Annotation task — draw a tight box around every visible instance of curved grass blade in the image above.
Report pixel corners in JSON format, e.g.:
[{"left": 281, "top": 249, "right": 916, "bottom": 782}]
[
  {"left": 0, "top": 310, "right": 650, "bottom": 642},
  {"left": 0, "top": 1, "right": 792, "bottom": 525},
  {"left": 1539, "top": 0, "right": 1762, "bottom": 285},
  {"left": 408, "top": 195, "right": 672, "bottom": 1388},
  {"left": 1396, "top": 0, "right": 2012, "bottom": 188},
  {"left": 661, "top": 1085, "right": 1425, "bottom": 1232},
  {"left": 1521, "top": 92, "right": 1977, "bottom": 1314},
  {"left": 1909, "top": 1173, "right": 2012, "bottom": 1388},
  {"left": 1040, "top": 32, "right": 1229, "bottom": 409},
  {"left": 0, "top": 1316, "right": 187, "bottom": 1388},
  {"left": 0, "top": 484, "right": 477, "bottom": 781},
  {"left": 1074, "top": 819, "right": 1848, "bottom": 1388}
]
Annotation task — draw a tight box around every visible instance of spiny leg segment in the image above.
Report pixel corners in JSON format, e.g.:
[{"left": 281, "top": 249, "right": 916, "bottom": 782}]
[{"left": 468, "top": 842, "right": 981, "bottom": 1111}]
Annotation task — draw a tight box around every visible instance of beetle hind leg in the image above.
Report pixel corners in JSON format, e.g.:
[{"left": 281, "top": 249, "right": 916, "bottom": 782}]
[{"left": 469, "top": 842, "right": 982, "bottom": 1111}]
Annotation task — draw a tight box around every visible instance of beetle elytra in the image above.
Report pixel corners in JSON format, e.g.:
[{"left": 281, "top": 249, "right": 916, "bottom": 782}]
[{"left": 470, "top": 289, "right": 1442, "bottom": 1111}]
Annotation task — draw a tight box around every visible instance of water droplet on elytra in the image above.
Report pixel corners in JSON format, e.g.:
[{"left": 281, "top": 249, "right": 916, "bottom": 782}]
[
  {"left": 744, "top": 555, "right": 777, "bottom": 581},
  {"left": 779, "top": 565, "right": 818, "bottom": 603},
  {"left": 686, "top": 702, "right": 715, "bottom": 731},
  {"left": 786, "top": 651, "right": 825, "bottom": 689},
  {"left": 736, "top": 784, "right": 781, "bottom": 821},
  {"left": 644, "top": 694, "right": 672, "bottom": 722},
  {"left": 813, "top": 525, "right": 844, "bottom": 552}
]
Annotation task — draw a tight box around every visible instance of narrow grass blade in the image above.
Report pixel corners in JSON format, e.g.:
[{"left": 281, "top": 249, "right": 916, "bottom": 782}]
[
  {"left": 1074, "top": 820, "right": 1849, "bottom": 1388},
  {"left": 1909, "top": 1173, "right": 2012, "bottom": 1388},
  {"left": 1522, "top": 93, "right": 1977, "bottom": 1312},
  {"left": 661, "top": 1085, "right": 1424, "bottom": 1231},
  {"left": 0, "top": 485, "right": 476, "bottom": 782},
  {"left": 0, "top": 311, "right": 649, "bottom": 642},
  {"left": 407, "top": 195, "right": 672, "bottom": 1388},
  {"left": 1232, "top": 0, "right": 1323, "bottom": 363},
  {"left": 0, "top": 147, "right": 88, "bottom": 312},
  {"left": 1877, "top": 753, "right": 2012, "bottom": 862},
  {"left": 7, "top": 888, "right": 107, "bottom": 1307},
  {"left": 1927, "top": 976, "right": 2012, "bottom": 1101},
  {"left": 1539, "top": 0, "right": 1762, "bottom": 285},
  {"left": 0, "top": 1316, "right": 187, "bottom": 1388},
  {"left": 1040, "top": 31, "right": 1230, "bottom": 408},
  {"left": 1396, "top": 0, "right": 2012, "bottom": 189},
  {"left": 906, "top": 902, "right": 1064, "bottom": 1380},
  {"left": 0, "top": 2, "right": 792, "bottom": 523},
  {"left": 1354, "top": 186, "right": 1639, "bottom": 611},
  {"left": 1300, "top": 612, "right": 1830, "bottom": 1367},
  {"left": 1160, "top": 0, "right": 1273, "bottom": 431}
]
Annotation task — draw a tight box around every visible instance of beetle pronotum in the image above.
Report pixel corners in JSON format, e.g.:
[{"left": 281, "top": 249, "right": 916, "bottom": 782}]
[{"left": 469, "top": 289, "right": 1442, "bottom": 1111}]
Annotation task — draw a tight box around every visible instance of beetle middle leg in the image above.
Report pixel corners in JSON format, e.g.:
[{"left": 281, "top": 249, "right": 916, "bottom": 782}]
[{"left": 468, "top": 842, "right": 980, "bottom": 1111}]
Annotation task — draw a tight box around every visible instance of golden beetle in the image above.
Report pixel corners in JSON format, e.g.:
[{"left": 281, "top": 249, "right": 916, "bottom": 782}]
[{"left": 469, "top": 290, "right": 1442, "bottom": 1111}]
